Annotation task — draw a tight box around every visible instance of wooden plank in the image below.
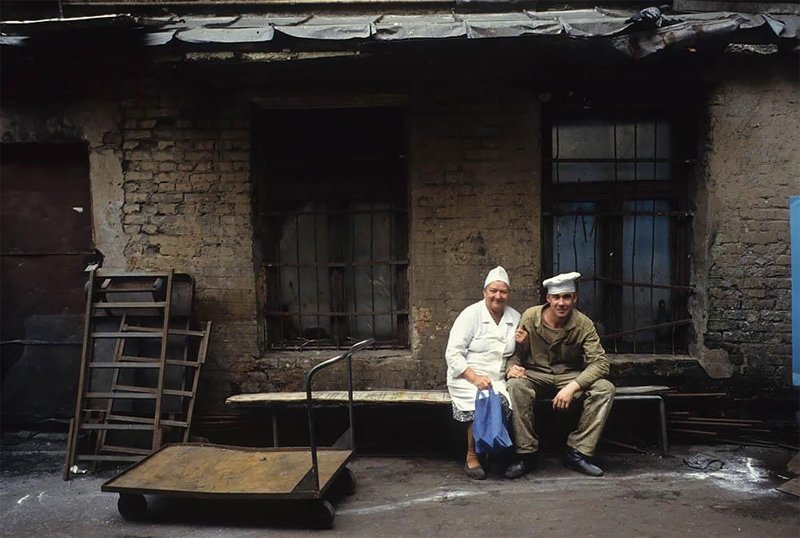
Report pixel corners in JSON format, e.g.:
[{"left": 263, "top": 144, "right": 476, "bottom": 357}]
[
  {"left": 777, "top": 477, "right": 800, "bottom": 497},
  {"left": 85, "top": 392, "right": 157, "bottom": 399},
  {"left": 103, "top": 444, "right": 351, "bottom": 497},
  {"left": 90, "top": 331, "right": 164, "bottom": 338},
  {"left": 615, "top": 386, "right": 672, "bottom": 395},
  {"left": 227, "top": 389, "right": 452, "bottom": 406},
  {"left": 786, "top": 453, "right": 800, "bottom": 474},
  {"left": 663, "top": 392, "right": 727, "bottom": 398},
  {"left": 80, "top": 423, "right": 154, "bottom": 431},
  {"left": 226, "top": 385, "right": 672, "bottom": 406},
  {"left": 93, "top": 302, "right": 167, "bottom": 309},
  {"left": 670, "top": 428, "right": 717, "bottom": 436},
  {"left": 89, "top": 362, "right": 160, "bottom": 369},
  {"left": 668, "top": 420, "right": 753, "bottom": 427}
]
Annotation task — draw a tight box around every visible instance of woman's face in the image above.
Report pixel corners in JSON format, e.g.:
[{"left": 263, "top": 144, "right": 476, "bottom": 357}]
[{"left": 483, "top": 281, "right": 510, "bottom": 315}]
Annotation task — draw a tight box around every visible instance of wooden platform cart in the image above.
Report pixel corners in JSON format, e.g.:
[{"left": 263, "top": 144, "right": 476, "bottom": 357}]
[{"left": 101, "top": 338, "right": 374, "bottom": 529}]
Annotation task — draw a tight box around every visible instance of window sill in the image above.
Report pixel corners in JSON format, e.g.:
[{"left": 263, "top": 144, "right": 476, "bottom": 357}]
[{"left": 256, "top": 348, "right": 413, "bottom": 365}]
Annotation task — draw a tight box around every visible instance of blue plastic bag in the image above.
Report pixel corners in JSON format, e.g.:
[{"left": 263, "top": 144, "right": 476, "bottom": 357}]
[{"left": 472, "top": 387, "right": 512, "bottom": 454}]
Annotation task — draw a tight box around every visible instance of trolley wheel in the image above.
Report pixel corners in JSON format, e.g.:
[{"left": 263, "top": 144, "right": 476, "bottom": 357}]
[
  {"left": 313, "top": 499, "right": 336, "bottom": 529},
  {"left": 332, "top": 467, "right": 357, "bottom": 496},
  {"left": 117, "top": 493, "right": 147, "bottom": 521}
]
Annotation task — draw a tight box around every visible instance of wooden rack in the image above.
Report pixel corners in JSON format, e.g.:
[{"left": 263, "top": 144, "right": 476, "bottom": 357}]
[{"left": 64, "top": 269, "right": 210, "bottom": 480}]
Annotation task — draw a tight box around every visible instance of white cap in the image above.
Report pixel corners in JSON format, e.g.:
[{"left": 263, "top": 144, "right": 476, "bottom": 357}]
[
  {"left": 484, "top": 266, "right": 510, "bottom": 289},
  {"left": 543, "top": 272, "right": 581, "bottom": 295}
]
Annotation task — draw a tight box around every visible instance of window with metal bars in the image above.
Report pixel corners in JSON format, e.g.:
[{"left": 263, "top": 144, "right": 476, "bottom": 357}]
[
  {"left": 543, "top": 108, "right": 694, "bottom": 354},
  {"left": 254, "top": 106, "right": 409, "bottom": 350}
]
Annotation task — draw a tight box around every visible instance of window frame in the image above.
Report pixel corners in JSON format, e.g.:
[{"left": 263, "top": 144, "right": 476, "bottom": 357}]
[
  {"left": 252, "top": 105, "right": 410, "bottom": 351},
  {"left": 541, "top": 105, "right": 694, "bottom": 354}
]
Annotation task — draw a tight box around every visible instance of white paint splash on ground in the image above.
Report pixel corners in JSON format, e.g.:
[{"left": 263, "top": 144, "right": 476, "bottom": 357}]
[
  {"left": 340, "top": 460, "right": 779, "bottom": 517},
  {"left": 339, "top": 489, "right": 484, "bottom": 516}
]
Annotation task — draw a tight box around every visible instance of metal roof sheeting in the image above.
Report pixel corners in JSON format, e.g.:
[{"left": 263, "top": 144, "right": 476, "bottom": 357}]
[{"left": 1, "top": 8, "right": 797, "bottom": 58}]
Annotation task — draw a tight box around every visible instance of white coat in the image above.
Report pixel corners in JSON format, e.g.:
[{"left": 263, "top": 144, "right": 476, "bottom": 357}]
[{"left": 445, "top": 300, "right": 521, "bottom": 412}]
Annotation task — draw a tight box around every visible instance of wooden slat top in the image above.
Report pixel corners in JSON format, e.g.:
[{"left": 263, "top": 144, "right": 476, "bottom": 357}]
[
  {"left": 227, "top": 390, "right": 453, "bottom": 406},
  {"left": 226, "top": 386, "right": 671, "bottom": 406},
  {"left": 103, "top": 444, "right": 352, "bottom": 497}
]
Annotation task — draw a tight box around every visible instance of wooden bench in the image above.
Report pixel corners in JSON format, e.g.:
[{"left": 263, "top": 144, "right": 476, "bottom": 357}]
[{"left": 227, "top": 386, "right": 671, "bottom": 455}]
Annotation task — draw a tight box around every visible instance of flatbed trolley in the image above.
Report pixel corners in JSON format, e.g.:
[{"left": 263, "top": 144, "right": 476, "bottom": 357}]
[{"left": 101, "top": 338, "right": 374, "bottom": 529}]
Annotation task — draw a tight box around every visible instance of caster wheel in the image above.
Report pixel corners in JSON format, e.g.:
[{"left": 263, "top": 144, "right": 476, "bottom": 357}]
[
  {"left": 313, "top": 499, "right": 335, "bottom": 529},
  {"left": 117, "top": 493, "right": 147, "bottom": 521},
  {"left": 333, "top": 467, "right": 357, "bottom": 496}
]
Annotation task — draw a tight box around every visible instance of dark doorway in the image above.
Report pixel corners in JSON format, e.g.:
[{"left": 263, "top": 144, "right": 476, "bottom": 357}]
[{"left": 1, "top": 143, "right": 96, "bottom": 425}]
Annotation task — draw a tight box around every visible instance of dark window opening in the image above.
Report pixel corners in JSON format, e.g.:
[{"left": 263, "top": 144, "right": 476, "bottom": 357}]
[
  {"left": 543, "top": 109, "right": 693, "bottom": 354},
  {"left": 253, "top": 107, "right": 408, "bottom": 350}
]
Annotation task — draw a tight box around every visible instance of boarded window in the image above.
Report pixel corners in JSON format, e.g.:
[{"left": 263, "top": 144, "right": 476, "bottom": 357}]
[
  {"left": 543, "top": 110, "right": 692, "bottom": 354},
  {"left": 253, "top": 107, "right": 408, "bottom": 350}
]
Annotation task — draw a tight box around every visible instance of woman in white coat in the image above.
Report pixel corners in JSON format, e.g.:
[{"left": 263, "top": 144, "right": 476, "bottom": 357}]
[{"left": 445, "top": 266, "right": 521, "bottom": 480}]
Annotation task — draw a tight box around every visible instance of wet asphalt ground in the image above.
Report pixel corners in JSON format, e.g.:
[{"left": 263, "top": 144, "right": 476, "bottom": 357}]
[{"left": 1, "top": 432, "right": 798, "bottom": 537}]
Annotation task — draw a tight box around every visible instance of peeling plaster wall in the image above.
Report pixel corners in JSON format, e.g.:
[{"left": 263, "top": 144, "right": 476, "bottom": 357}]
[{"left": 700, "top": 57, "right": 799, "bottom": 391}]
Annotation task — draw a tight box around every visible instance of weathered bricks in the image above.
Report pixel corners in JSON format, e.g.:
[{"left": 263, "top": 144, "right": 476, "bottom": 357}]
[{"left": 701, "top": 68, "right": 798, "bottom": 387}]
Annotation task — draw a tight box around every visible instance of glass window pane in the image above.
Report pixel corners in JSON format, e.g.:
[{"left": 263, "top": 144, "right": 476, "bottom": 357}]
[
  {"left": 554, "top": 119, "right": 615, "bottom": 160},
  {"left": 554, "top": 162, "right": 617, "bottom": 183},
  {"left": 616, "top": 122, "right": 636, "bottom": 159},
  {"left": 552, "top": 202, "right": 602, "bottom": 321},
  {"left": 621, "top": 200, "right": 672, "bottom": 343}
]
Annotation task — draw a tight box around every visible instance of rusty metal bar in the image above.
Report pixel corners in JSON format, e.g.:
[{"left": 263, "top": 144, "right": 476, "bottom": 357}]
[
  {"left": 593, "top": 275, "right": 694, "bottom": 292},
  {"left": 601, "top": 319, "right": 692, "bottom": 340}
]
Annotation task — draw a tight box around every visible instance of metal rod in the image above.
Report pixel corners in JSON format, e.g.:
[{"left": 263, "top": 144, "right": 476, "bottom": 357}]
[
  {"left": 601, "top": 319, "right": 691, "bottom": 339},
  {"left": 305, "top": 338, "right": 374, "bottom": 493},
  {"left": 370, "top": 205, "right": 376, "bottom": 341},
  {"left": 594, "top": 275, "right": 693, "bottom": 291}
]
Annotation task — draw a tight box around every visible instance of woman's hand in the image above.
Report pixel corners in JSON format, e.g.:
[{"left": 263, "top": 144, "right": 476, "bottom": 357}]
[
  {"left": 462, "top": 368, "right": 492, "bottom": 390},
  {"left": 472, "top": 376, "right": 492, "bottom": 390}
]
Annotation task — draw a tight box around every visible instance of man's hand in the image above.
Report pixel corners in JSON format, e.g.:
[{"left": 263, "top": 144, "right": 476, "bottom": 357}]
[
  {"left": 552, "top": 381, "right": 581, "bottom": 411},
  {"left": 506, "top": 365, "right": 526, "bottom": 379},
  {"left": 515, "top": 328, "right": 529, "bottom": 348}
]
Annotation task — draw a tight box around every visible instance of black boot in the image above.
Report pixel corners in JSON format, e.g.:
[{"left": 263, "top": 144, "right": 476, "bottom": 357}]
[
  {"left": 563, "top": 446, "right": 603, "bottom": 477},
  {"left": 504, "top": 453, "right": 538, "bottom": 479}
]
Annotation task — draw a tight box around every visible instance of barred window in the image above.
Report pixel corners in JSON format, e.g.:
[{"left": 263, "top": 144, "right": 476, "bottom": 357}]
[
  {"left": 254, "top": 107, "right": 408, "bottom": 350},
  {"left": 543, "top": 109, "right": 693, "bottom": 354}
]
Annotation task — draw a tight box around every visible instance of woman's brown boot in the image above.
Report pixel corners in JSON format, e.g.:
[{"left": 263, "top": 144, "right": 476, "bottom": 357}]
[{"left": 464, "top": 424, "right": 486, "bottom": 480}]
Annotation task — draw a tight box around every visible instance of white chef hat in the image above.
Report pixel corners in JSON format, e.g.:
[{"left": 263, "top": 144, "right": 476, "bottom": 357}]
[
  {"left": 543, "top": 272, "right": 581, "bottom": 295},
  {"left": 484, "top": 266, "right": 510, "bottom": 289}
]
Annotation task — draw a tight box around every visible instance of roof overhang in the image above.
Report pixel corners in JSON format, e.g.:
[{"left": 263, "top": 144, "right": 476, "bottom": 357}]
[{"left": 1, "top": 7, "right": 798, "bottom": 60}]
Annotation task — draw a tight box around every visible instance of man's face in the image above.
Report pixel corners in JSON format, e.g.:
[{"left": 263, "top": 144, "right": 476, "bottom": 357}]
[
  {"left": 546, "top": 292, "right": 576, "bottom": 321},
  {"left": 483, "top": 281, "right": 510, "bottom": 314}
]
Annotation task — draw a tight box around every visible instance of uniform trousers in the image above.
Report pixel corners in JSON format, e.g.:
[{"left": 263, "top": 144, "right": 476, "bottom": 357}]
[{"left": 507, "top": 371, "right": 615, "bottom": 457}]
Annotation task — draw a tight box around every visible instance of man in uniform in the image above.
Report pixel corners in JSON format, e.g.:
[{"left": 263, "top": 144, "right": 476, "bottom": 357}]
[{"left": 504, "top": 272, "right": 615, "bottom": 478}]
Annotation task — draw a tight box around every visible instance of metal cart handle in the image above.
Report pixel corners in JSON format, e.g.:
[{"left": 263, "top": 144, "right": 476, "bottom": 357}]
[{"left": 304, "top": 338, "right": 374, "bottom": 492}]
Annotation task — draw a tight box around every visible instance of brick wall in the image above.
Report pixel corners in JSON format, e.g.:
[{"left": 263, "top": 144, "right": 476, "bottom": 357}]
[
  {"left": 240, "top": 83, "right": 542, "bottom": 396},
  {"left": 4, "top": 56, "right": 797, "bottom": 421},
  {"left": 115, "top": 72, "right": 260, "bottom": 408},
  {"left": 701, "top": 61, "right": 799, "bottom": 390},
  {"left": 407, "top": 84, "right": 541, "bottom": 388}
]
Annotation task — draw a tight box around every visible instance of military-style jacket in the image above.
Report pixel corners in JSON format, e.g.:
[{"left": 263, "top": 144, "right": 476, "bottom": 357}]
[{"left": 507, "top": 304, "right": 609, "bottom": 389}]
